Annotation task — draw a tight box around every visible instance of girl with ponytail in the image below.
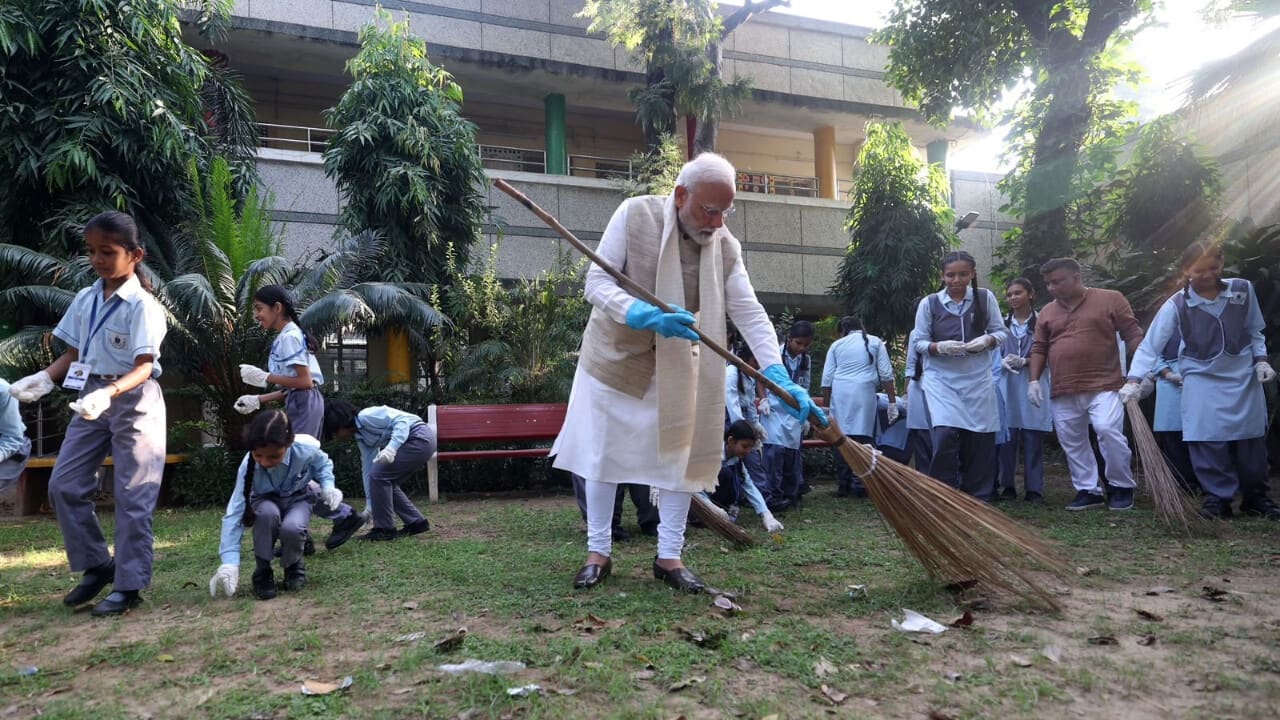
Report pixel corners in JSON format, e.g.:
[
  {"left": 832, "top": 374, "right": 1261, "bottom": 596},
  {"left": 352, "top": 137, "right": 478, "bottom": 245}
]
[
  {"left": 821, "top": 317, "right": 897, "bottom": 497},
  {"left": 993, "top": 278, "right": 1051, "bottom": 503}
]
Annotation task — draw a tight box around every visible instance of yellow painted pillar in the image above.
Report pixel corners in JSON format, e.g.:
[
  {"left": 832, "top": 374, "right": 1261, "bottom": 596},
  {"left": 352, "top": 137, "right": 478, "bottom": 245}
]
[
  {"left": 813, "top": 126, "right": 837, "bottom": 200},
  {"left": 387, "top": 329, "right": 411, "bottom": 386}
]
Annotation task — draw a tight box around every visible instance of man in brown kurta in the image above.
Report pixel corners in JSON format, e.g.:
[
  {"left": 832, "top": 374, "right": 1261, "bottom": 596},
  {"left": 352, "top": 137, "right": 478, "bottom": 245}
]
[{"left": 1028, "top": 258, "right": 1144, "bottom": 511}]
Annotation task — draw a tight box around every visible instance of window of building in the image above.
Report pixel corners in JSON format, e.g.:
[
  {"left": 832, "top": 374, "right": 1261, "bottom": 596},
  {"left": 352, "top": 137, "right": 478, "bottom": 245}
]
[{"left": 317, "top": 332, "right": 369, "bottom": 390}]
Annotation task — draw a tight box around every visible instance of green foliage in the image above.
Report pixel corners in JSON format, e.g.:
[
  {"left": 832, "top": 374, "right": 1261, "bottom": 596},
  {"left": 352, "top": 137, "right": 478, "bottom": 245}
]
[
  {"left": 168, "top": 444, "right": 241, "bottom": 507},
  {"left": 0, "top": 0, "right": 257, "bottom": 260},
  {"left": 615, "top": 133, "right": 685, "bottom": 198},
  {"left": 1221, "top": 221, "right": 1280, "bottom": 355},
  {"left": 829, "top": 122, "right": 955, "bottom": 347},
  {"left": 878, "top": 0, "right": 1154, "bottom": 283},
  {"left": 435, "top": 246, "right": 591, "bottom": 404},
  {"left": 322, "top": 11, "right": 489, "bottom": 286}
]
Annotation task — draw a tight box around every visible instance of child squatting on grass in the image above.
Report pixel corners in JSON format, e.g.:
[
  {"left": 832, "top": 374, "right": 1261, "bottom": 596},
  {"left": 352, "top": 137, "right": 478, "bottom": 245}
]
[{"left": 210, "top": 410, "right": 343, "bottom": 600}]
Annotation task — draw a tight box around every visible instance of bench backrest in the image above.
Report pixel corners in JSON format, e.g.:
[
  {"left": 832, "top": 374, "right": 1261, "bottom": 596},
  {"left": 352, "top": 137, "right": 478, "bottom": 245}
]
[{"left": 433, "top": 403, "right": 567, "bottom": 443}]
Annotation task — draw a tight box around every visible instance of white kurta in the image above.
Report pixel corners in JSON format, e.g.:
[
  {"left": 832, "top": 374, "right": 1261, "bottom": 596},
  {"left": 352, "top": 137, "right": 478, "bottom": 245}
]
[{"left": 551, "top": 201, "right": 782, "bottom": 491}]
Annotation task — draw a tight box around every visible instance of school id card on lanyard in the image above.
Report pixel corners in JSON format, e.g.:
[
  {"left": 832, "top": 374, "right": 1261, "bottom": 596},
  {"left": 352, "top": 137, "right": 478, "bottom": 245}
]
[{"left": 63, "top": 293, "right": 123, "bottom": 391}]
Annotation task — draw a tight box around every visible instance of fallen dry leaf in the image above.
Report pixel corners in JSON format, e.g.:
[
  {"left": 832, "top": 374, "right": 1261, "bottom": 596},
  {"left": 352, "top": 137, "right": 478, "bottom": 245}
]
[
  {"left": 1087, "top": 636, "right": 1118, "bottom": 646},
  {"left": 1008, "top": 654, "right": 1033, "bottom": 668},
  {"left": 1076, "top": 566, "right": 1094, "bottom": 577},
  {"left": 572, "top": 615, "right": 626, "bottom": 633},
  {"left": 631, "top": 669, "right": 656, "bottom": 681},
  {"left": 433, "top": 627, "right": 467, "bottom": 653},
  {"left": 402, "top": 601, "right": 419, "bottom": 610},
  {"left": 713, "top": 595, "right": 742, "bottom": 616},
  {"left": 532, "top": 617, "right": 564, "bottom": 633},
  {"left": 157, "top": 654, "right": 174, "bottom": 663},
  {"left": 1201, "top": 586, "right": 1229, "bottom": 602},
  {"left": 1135, "top": 609, "right": 1164, "bottom": 622},
  {"left": 943, "top": 671, "right": 963, "bottom": 683},
  {"left": 394, "top": 632, "right": 426, "bottom": 643},
  {"left": 301, "top": 677, "right": 353, "bottom": 695},
  {"left": 950, "top": 611, "right": 975, "bottom": 628},
  {"left": 667, "top": 676, "right": 706, "bottom": 692},
  {"left": 1137, "top": 635, "right": 1158, "bottom": 646},
  {"left": 820, "top": 684, "right": 849, "bottom": 705},
  {"left": 813, "top": 657, "right": 837, "bottom": 678},
  {"left": 677, "top": 626, "right": 725, "bottom": 649},
  {"left": 928, "top": 710, "right": 958, "bottom": 720},
  {"left": 391, "top": 688, "right": 413, "bottom": 696}
]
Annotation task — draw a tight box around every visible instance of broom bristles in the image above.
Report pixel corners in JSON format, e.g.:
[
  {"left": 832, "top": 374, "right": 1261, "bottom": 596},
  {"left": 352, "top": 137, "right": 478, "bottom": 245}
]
[
  {"left": 815, "top": 420, "right": 1071, "bottom": 611},
  {"left": 1123, "top": 399, "right": 1202, "bottom": 532},
  {"left": 689, "top": 493, "right": 757, "bottom": 547}
]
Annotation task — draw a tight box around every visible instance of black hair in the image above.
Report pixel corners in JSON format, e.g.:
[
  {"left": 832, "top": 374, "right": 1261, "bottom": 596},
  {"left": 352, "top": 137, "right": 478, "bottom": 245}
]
[
  {"left": 725, "top": 419, "right": 757, "bottom": 442},
  {"left": 1003, "top": 277, "right": 1037, "bottom": 336},
  {"left": 1039, "top": 257, "right": 1080, "bottom": 276},
  {"left": 322, "top": 399, "right": 360, "bottom": 442},
  {"left": 84, "top": 211, "right": 153, "bottom": 292},
  {"left": 785, "top": 320, "right": 814, "bottom": 373},
  {"left": 239, "top": 410, "right": 295, "bottom": 527},
  {"left": 1179, "top": 241, "right": 1227, "bottom": 299},
  {"left": 941, "top": 250, "right": 985, "bottom": 332},
  {"left": 254, "top": 284, "right": 317, "bottom": 352},
  {"left": 731, "top": 343, "right": 755, "bottom": 398},
  {"left": 839, "top": 315, "right": 875, "bottom": 367}
]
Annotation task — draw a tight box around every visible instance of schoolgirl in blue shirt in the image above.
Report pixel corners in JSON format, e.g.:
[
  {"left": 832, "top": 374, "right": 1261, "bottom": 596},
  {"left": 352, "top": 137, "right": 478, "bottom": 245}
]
[
  {"left": 993, "top": 278, "right": 1053, "bottom": 503},
  {"left": 725, "top": 343, "right": 770, "bottom": 502},
  {"left": 8, "top": 212, "right": 168, "bottom": 616},
  {"left": 910, "top": 251, "right": 1008, "bottom": 500},
  {"left": 1124, "top": 242, "right": 1278, "bottom": 520},
  {"left": 323, "top": 400, "right": 433, "bottom": 541},
  {"left": 821, "top": 316, "right": 897, "bottom": 497},
  {"left": 759, "top": 321, "right": 815, "bottom": 511},
  {"left": 0, "top": 379, "right": 32, "bottom": 492},
  {"left": 210, "top": 410, "right": 342, "bottom": 600},
  {"left": 234, "top": 285, "right": 366, "bottom": 550},
  {"left": 903, "top": 330, "right": 933, "bottom": 472},
  {"left": 1149, "top": 324, "right": 1200, "bottom": 495}
]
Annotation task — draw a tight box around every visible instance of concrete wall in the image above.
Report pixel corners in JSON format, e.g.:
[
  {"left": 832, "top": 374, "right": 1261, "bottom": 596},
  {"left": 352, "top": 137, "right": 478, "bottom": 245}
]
[{"left": 950, "top": 170, "right": 1020, "bottom": 285}]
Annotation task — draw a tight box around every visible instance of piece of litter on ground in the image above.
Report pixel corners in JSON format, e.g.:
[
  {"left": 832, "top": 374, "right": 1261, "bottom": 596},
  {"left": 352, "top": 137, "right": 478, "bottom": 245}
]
[
  {"left": 943, "top": 671, "right": 963, "bottom": 683},
  {"left": 391, "top": 688, "right": 413, "bottom": 696},
  {"left": 1144, "top": 585, "right": 1175, "bottom": 596},
  {"left": 846, "top": 584, "right": 868, "bottom": 600},
  {"left": 813, "top": 657, "right": 837, "bottom": 678},
  {"left": 1040, "top": 645, "right": 1063, "bottom": 664},
  {"left": 17, "top": 666, "right": 38, "bottom": 677},
  {"left": 950, "top": 611, "right": 975, "bottom": 628},
  {"left": 433, "top": 627, "right": 468, "bottom": 653},
  {"left": 1009, "top": 654, "right": 1033, "bottom": 668},
  {"left": 820, "top": 684, "right": 849, "bottom": 705},
  {"left": 394, "top": 632, "right": 426, "bottom": 643},
  {"left": 1137, "top": 635, "right": 1158, "bottom": 646},
  {"left": 1076, "top": 566, "right": 1094, "bottom": 577},
  {"left": 437, "top": 659, "right": 526, "bottom": 675},
  {"left": 1201, "top": 586, "right": 1229, "bottom": 602},
  {"left": 1135, "top": 609, "right": 1164, "bottom": 622},
  {"left": 712, "top": 595, "right": 742, "bottom": 615},
  {"left": 506, "top": 684, "right": 543, "bottom": 697},
  {"left": 1087, "top": 636, "right": 1118, "bottom": 646},
  {"left": 157, "top": 654, "right": 174, "bottom": 663},
  {"left": 667, "top": 676, "right": 706, "bottom": 692},
  {"left": 891, "top": 609, "right": 947, "bottom": 634},
  {"left": 301, "top": 677, "right": 353, "bottom": 695},
  {"left": 402, "top": 601, "right": 419, "bottom": 610}
]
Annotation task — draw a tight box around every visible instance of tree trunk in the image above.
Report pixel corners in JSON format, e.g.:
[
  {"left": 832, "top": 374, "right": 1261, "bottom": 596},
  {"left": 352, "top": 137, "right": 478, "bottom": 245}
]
[{"left": 692, "top": 40, "right": 723, "bottom": 155}]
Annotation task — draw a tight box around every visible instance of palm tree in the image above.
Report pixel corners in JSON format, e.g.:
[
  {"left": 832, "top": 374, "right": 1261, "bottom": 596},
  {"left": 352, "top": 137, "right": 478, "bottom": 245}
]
[{"left": 0, "top": 159, "right": 446, "bottom": 445}]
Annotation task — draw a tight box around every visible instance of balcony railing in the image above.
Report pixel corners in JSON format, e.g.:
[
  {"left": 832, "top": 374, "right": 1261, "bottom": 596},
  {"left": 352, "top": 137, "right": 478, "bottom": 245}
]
[
  {"left": 568, "top": 153, "right": 633, "bottom": 180},
  {"left": 257, "top": 122, "right": 336, "bottom": 153},
  {"left": 736, "top": 171, "right": 820, "bottom": 198},
  {"left": 479, "top": 144, "right": 547, "bottom": 173}
]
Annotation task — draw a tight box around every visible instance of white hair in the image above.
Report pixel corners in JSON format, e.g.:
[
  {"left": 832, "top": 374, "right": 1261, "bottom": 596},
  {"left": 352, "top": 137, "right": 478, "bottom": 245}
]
[{"left": 674, "top": 152, "right": 736, "bottom": 192}]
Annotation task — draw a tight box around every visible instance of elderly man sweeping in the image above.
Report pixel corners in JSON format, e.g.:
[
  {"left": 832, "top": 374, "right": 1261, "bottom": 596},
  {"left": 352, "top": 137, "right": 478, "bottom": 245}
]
[{"left": 551, "top": 152, "right": 823, "bottom": 593}]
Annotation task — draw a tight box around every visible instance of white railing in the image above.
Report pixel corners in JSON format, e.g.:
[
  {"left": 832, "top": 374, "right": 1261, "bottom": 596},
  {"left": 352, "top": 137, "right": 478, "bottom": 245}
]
[
  {"left": 257, "top": 122, "right": 336, "bottom": 153},
  {"left": 568, "top": 153, "right": 634, "bottom": 180},
  {"left": 736, "top": 171, "right": 820, "bottom": 198},
  {"left": 479, "top": 144, "right": 546, "bottom": 173}
]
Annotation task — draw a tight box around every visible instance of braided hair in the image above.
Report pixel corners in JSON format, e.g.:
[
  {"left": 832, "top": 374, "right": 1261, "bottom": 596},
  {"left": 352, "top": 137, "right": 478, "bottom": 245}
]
[
  {"left": 1003, "top": 277, "right": 1037, "bottom": 337},
  {"left": 732, "top": 343, "right": 755, "bottom": 398},
  {"left": 1179, "top": 241, "right": 1227, "bottom": 299},
  {"left": 240, "top": 410, "right": 295, "bottom": 527},
  {"left": 941, "top": 250, "right": 985, "bottom": 330},
  {"left": 839, "top": 315, "right": 875, "bottom": 367},
  {"left": 787, "top": 320, "right": 815, "bottom": 375},
  {"left": 254, "top": 284, "right": 317, "bottom": 352},
  {"left": 84, "top": 211, "right": 154, "bottom": 293}
]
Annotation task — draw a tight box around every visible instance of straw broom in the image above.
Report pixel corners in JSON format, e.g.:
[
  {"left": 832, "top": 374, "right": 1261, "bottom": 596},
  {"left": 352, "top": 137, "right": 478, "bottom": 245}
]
[
  {"left": 1123, "top": 398, "right": 1200, "bottom": 531},
  {"left": 494, "top": 179, "right": 1071, "bottom": 610}
]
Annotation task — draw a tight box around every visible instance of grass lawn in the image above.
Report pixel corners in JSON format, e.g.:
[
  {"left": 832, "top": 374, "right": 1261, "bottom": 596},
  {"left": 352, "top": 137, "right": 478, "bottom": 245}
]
[{"left": 1, "top": 471, "right": 1278, "bottom": 719}]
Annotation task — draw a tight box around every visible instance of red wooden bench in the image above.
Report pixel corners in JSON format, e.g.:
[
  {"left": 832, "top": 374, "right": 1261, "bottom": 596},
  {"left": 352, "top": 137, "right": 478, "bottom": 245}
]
[
  {"left": 424, "top": 402, "right": 831, "bottom": 502},
  {"left": 426, "top": 403, "right": 567, "bottom": 502}
]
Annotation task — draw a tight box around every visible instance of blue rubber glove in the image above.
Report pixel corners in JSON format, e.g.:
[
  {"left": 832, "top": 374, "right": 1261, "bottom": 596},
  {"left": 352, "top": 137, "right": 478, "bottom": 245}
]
[
  {"left": 624, "top": 299, "right": 700, "bottom": 342},
  {"left": 761, "top": 364, "right": 828, "bottom": 425}
]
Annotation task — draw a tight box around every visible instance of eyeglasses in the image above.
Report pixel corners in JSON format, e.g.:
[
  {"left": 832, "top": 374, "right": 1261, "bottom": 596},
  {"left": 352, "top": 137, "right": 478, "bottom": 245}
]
[{"left": 700, "top": 204, "right": 737, "bottom": 218}]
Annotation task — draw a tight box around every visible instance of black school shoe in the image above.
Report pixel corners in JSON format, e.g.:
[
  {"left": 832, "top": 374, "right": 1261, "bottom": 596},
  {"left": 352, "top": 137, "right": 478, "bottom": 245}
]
[
  {"left": 283, "top": 561, "right": 306, "bottom": 592},
  {"left": 1240, "top": 496, "right": 1280, "bottom": 521},
  {"left": 63, "top": 559, "right": 115, "bottom": 606},
  {"left": 325, "top": 510, "right": 369, "bottom": 550},
  {"left": 400, "top": 519, "right": 430, "bottom": 537},
  {"left": 90, "top": 590, "right": 142, "bottom": 617},
  {"left": 252, "top": 558, "right": 278, "bottom": 600},
  {"left": 1198, "top": 496, "right": 1234, "bottom": 520},
  {"left": 358, "top": 527, "right": 399, "bottom": 542}
]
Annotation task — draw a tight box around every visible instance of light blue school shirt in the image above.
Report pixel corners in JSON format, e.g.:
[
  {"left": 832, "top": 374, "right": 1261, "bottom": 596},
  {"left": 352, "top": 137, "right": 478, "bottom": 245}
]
[
  {"left": 761, "top": 343, "right": 810, "bottom": 448},
  {"left": 904, "top": 330, "right": 931, "bottom": 431},
  {"left": 52, "top": 275, "right": 167, "bottom": 377},
  {"left": 821, "top": 331, "right": 892, "bottom": 437},
  {"left": 218, "top": 435, "right": 335, "bottom": 564},
  {"left": 0, "top": 379, "right": 29, "bottom": 462},
  {"left": 995, "top": 315, "right": 1053, "bottom": 432},
  {"left": 911, "top": 287, "right": 1008, "bottom": 433},
  {"left": 355, "top": 406, "right": 424, "bottom": 485},
  {"left": 269, "top": 321, "right": 324, "bottom": 385},
  {"left": 725, "top": 365, "right": 759, "bottom": 424}
]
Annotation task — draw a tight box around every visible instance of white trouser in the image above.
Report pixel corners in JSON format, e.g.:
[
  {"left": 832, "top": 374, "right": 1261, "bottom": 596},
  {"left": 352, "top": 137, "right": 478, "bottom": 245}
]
[
  {"left": 584, "top": 480, "right": 691, "bottom": 560},
  {"left": 1050, "top": 390, "right": 1135, "bottom": 493}
]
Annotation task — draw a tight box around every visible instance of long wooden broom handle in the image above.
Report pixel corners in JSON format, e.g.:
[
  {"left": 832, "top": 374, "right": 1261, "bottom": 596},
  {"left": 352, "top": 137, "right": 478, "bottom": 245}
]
[{"left": 493, "top": 178, "right": 817, "bottom": 422}]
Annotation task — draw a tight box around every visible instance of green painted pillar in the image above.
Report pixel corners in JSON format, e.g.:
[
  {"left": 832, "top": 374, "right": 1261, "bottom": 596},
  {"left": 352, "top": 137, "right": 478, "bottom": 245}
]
[
  {"left": 544, "top": 93, "right": 567, "bottom": 175},
  {"left": 926, "top": 139, "right": 948, "bottom": 168}
]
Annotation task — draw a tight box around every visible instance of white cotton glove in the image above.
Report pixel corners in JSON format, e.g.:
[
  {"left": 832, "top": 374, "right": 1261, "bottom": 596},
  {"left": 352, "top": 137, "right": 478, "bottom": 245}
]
[
  {"left": 233, "top": 394, "right": 260, "bottom": 415},
  {"left": 209, "top": 563, "right": 239, "bottom": 598},
  {"left": 10, "top": 371, "right": 54, "bottom": 402},
  {"left": 239, "top": 364, "right": 270, "bottom": 388},
  {"left": 964, "top": 335, "right": 994, "bottom": 354},
  {"left": 68, "top": 388, "right": 113, "bottom": 421},
  {"left": 761, "top": 510, "right": 784, "bottom": 533},
  {"left": 318, "top": 486, "right": 343, "bottom": 512},
  {"left": 801, "top": 421, "right": 811, "bottom": 437},
  {"left": 374, "top": 447, "right": 397, "bottom": 464},
  {"left": 756, "top": 397, "right": 771, "bottom": 417},
  {"left": 1118, "top": 382, "right": 1143, "bottom": 404},
  {"left": 750, "top": 421, "right": 768, "bottom": 444},
  {"left": 1256, "top": 361, "right": 1277, "bottom": 383},
  {"left": 1001, "top": 355, "right": 1026, "bottom": 373},
  {"left": 936, "top": 340, "right": 968, "bottom": 357},
  {"left": 885, "top": 401, "right": 899, "bottom": 424},
  {"left": 1139, "top": 375, "right": 1155, "bottom": 399},
  {"left": 1161, "top": 370, "right": 1183, "bottom": 387},
  {"left": 1027, "top": 379, "right": 1044, "bottom": 408}
]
